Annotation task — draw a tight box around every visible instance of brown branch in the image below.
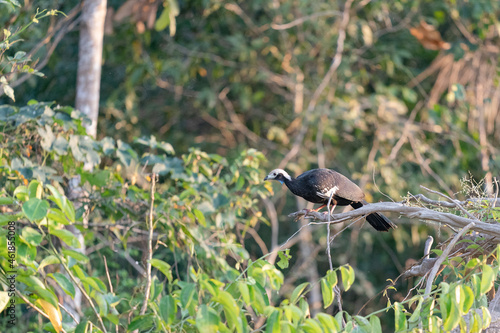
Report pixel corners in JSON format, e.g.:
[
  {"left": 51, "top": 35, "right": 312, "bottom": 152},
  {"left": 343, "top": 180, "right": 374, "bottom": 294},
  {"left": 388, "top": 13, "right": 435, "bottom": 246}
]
[
  {"left": 271, "top": 10, "right": 341, "bottom": 30},
  {"left": 140, "top": 174, "right": 157, "bottom": 315},
  {"left": 57, "top": 249, "right": 108, "bottom": 333},
  {"left": 236, "top": 223, "right": 269, "bottom": 255},
  {"left": 103, "top": 255, "right": 114, "bottom": 294},
  {"left": 218, "top": 87, "right": 261, "bottom": 144},
  {"left": 224, "top": 3, "right": 267, "bottom": 35}
]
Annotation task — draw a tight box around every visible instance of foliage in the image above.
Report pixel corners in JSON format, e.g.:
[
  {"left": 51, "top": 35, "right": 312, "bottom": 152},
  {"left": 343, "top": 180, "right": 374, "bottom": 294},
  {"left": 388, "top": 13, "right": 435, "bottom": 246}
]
[
  {"left": 0, "top": 101, "right": 498, "bottom": 332},
  {"left": 0, "top": 0, "right": 500, "bottom": 332},
  {"left": 0, "top": 8, "right": 62, "bottom": 102}
]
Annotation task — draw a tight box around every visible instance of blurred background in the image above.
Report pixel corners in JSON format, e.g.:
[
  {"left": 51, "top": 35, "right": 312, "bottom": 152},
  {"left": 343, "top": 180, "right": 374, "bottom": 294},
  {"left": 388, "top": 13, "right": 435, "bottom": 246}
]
[{"left": 2, "top": 0, "right": 500, "bottom": 326}]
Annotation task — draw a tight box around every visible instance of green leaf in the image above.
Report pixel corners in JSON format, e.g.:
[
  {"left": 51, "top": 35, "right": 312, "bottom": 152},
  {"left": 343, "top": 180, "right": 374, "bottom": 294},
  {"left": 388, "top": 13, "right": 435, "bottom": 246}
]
[
  {"left": 442, "top": 298, "right": 460, "bottom": 331},
  {"left": 155, "top": 5, "right": 171, "bottom": 31},
  {"left": 13, "top": 185, "right": 29, "bottom": 201},
  {"left": 369, "top": 315, "right": 382, "bottom": 333},
  {"left": 326, "top": 270, "right": 337, "bottom": 287},
  {"left": 22, "top": 198, "right": 49, "bottom": 221},
  {"left": 71, "top": 265, "right": 86, "bottom": 280},
  {"left": 46, "top": 184, "right": 75, "bottom": 222},
  {"left": 408, "top": 296, "right": 423, "bottom": 323},
  {"left": 0, "top": 291, "right": 10, "bottom": 313},
  {"left": 316, "top": 313, "right": 339, "bottom": 332},
  {"left": 32, "top": 288, "right": 59, "bottom": 308},
  {"left": 180, "top": 283, "right": 197, "bottom": 316},
  {"left": 471, "top": 274, "right": 481, "bottom": 298},
  {"left": 93, "top": 292, "right": 108, "bottom": 316},
  {"left": 480, "top": 306, "right": 491, "bottom": 329},
  {"left": 0, "top": 197, "right": 14, "bottom": 205},
  {"left": 51, "top": 229, "right": 81, "bottom": 248},
  {"left": 461, "top": 285, "right": 474, "bottom": 314},
  {"left": 38, "top": 255, "right": 60, "bottom": 271},
  {"left": 302, "top": 318, "right": 323, "bottom": 333},
  {"left": 277, "top": 249, "right": 290, "bottom": 269},
  {"left": 249, "top": 284, "right": 267, "bottom": 314},
  {"left": 354, "top": 315, "right": 372, "bottom": 331},
  {"left": 394, "top": 302, "right": 407, "bottom": 332},
  {"left": 212, "top": 290, "right": 241, "bottom": 332},
  {"left": 62, "top": 249, "right": 89, "bottom": 263},
  {"left": 21, "top": 227, "right": 43, "bottom": 245},
  {"left": 237, "top": 282, "right": 251, "bottom": 304},
  {"left": 196, "top": 304, "right": 220, "bottom": 332},
  {"left": 0, "top": 213, "right": 22, "bottom": 226},
  {"left": 290, "top": 282, "right": 309, "bottom": 304},
  {"left": 90, "top": 277, "right": 107, "bottom": 293},
  {"left": 480, "top": 264, "right": 494, "bottom": 294},
  {"left": 321, "top": 278, "right": 334, "bottom": 309},
  {"left": 193, "top": 208, "right": 206, "bottom": 227},
  {"left": 471, "top": 310, "right": 482, "bottom": 333},
  {"left": 2, "top": 83, "right": 15, "bottom": 102},
  {"left": 48, "top": 273, "right": 75, "bottom": 298},
  {"left": 47, "top": 208, "right": 71, "bottom": 225},
  {"left": 160, "top": 295, "right": 176, "bottom": 325},
  {"left": 266, "top": 309, "right": 281, "bottom": 333},
  {"left": 27, "top": 180, "right": 43, "bottom": 199},
  {"left": 128, "top": 314, "right": 154, "bottom": 331},
  {"left": 340, "top": 265, "right": 355, "bottom": 291},
  {"left": 150, "top": 258, "right": 173, "bottom": 282}
]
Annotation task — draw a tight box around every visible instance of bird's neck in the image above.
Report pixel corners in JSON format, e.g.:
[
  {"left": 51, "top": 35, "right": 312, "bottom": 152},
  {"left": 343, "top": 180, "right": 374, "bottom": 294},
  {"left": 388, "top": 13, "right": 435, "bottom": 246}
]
[{"left": 283, "top": 177, "right": 299, "bottom": 194}]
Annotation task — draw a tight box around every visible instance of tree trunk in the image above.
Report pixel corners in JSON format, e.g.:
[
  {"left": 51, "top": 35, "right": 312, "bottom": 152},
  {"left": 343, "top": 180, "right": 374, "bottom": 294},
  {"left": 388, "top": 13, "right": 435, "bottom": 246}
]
[{"left": 75, "top": 0, "right": 107, "bottom": 139}]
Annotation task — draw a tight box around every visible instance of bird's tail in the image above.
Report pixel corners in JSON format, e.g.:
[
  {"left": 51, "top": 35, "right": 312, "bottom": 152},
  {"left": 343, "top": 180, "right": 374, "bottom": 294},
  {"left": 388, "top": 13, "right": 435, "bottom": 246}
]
[{"left": 350, "top": 202, "right": 397, "bottom": 232}]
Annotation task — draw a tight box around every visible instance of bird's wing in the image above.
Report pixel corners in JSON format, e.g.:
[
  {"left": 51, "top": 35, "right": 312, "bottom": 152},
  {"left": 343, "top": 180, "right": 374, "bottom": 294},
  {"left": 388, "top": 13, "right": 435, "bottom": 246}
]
[{"left": 302, "top": 169, "right": 364, "bottom": 202}]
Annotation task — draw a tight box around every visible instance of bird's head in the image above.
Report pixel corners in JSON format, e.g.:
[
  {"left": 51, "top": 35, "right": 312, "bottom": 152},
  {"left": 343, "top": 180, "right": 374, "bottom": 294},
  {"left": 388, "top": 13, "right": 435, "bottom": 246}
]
[{"left": 264, "top": 169, "right": 291, "bottom": 185}]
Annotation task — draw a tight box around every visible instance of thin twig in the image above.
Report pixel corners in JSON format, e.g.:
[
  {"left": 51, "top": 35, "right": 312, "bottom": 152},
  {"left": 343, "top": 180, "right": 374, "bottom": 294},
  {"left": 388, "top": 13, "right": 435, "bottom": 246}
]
[
  {"left": 140, "top": 173, "right": 157, "bottom": 315},
  {"left": 54, "top": 250, "right": 107, "bottom": 332},
  {"left": 420, "top": 186, "right": 479, "bottom": 221},
  {"left": 424, "top": 222, "right": 475, "bottom": 298},
  {"left": 59, "top": 302, "right": 79, "bottom": 324},
  {"left": 16, "top": 291, "right": 49, "bottom": 320},
  {"left": 103, "top": 255, "right": 114, "bottom": 294},
  {"left": 271, "top": 10, "right": 341, "bottom": 30}
]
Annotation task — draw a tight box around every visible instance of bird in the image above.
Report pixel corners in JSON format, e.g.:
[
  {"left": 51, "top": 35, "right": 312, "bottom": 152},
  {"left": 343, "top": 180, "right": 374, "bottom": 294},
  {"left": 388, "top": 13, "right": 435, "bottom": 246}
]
[{"left": 264, "top": 168, "right": 396, "bottom": 231}]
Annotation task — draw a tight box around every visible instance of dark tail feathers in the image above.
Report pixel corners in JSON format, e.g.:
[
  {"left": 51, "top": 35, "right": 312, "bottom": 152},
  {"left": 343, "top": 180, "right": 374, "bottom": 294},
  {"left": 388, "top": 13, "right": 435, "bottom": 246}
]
[{"left": 350, "top": 202, "right": 397, "bottom": 232}]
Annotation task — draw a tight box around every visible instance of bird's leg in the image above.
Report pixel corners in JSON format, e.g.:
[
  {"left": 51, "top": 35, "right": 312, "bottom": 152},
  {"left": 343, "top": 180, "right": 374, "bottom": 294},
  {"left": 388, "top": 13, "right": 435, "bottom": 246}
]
[
  {"left": 311, "top": 204, "right": 327, "bottom": 212},
  {"left": 328, "top": 203, "right": 337, "bottom": 216},
  {"left": 326, "top": 191, "right": 337, "bottom": 217}
]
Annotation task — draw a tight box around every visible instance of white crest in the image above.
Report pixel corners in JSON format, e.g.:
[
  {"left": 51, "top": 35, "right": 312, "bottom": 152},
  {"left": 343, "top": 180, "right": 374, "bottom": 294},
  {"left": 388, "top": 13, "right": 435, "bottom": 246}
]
[{"left": 265, "top": 168, "right": 292, "bottom": 181}]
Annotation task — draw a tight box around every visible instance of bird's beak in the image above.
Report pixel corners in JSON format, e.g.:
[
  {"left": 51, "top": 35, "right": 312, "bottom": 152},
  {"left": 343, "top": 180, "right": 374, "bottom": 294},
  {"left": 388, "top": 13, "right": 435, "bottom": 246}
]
[{"left": 264, "top": 176, "right": 269, "bottom": 181}]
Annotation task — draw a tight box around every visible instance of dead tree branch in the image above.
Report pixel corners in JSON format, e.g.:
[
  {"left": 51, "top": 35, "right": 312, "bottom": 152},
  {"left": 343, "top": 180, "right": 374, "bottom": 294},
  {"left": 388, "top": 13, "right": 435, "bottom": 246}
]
[
  {"left": 288, "top": 201, "right": 500, "bottom": 237},
  {"left": 424, "top": 222, "right": 475, "bottom": 298}
]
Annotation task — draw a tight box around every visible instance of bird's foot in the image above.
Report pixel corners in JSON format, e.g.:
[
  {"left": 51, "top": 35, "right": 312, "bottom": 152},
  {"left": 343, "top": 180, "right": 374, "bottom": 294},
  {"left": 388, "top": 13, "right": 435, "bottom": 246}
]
[{"left": 293, "top": 208, "right": 312, "bottom": 221}]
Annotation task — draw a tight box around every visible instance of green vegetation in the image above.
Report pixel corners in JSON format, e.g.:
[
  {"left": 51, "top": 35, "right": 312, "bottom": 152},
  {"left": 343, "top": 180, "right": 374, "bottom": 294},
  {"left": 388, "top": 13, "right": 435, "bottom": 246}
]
[{"left": 1, "top": 0, "right": 499, "bottom": 332}]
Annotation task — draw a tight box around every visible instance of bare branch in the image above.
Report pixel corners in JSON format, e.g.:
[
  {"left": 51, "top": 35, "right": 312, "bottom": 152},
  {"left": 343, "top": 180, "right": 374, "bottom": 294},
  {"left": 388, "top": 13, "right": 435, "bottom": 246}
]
[
  {"left": 406, "top": 193, "right": 500, "bottom": 208},
  {"left": 288, "top": 202, "right": 500, "bottom": 237},
  {"left": 424, "top": 222, "right": 475, "bottom": 298},
  {"left": 271, "top": 10, "right": 341, "bottom": 30},
  {"left": 420, "top": 185, "right": 481, "bottom": 221},
  {"left": 424, "top": 236, "right": 434, "bottom": 258},
  {"left": 140, "top": 174, "right": 157, "bottom": 315},
  {"left": 402, "top": 258, "right": 438, "bottom": 279}
]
